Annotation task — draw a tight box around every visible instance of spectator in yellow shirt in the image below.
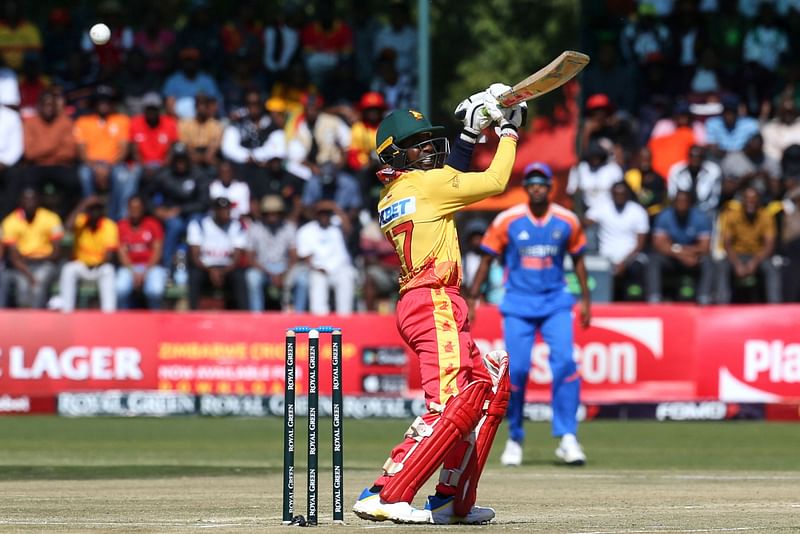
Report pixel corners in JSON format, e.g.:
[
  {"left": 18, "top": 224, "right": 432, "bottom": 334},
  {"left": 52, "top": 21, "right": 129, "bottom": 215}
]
[
  {"left": 1, "top": 188, "right": 62, "bottom": 308},
  {"left": 719, "top": 185, "right": 781, "bottom": 303},
  {"left": 58, "top": 196, "right": 118, "bottom": 312},
  {"left": 0, "top": 2, "right": 42, "bottom": 71}
]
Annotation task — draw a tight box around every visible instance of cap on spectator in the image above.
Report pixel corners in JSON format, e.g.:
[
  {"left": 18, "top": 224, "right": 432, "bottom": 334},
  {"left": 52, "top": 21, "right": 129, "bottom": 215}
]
[
  {"left": 94, "top": 85, "right": 115, "bottom": 101},
  {"left": 265, "top": 97, "right": 287, "bottom": 113},
  {"left": 522, "top": 162, "right": 553, "bottom": 186},
  {"left": 141, "top": 91, "right": 163, "bottom": 108},
  {"left": 212, "top": 197, "right": 232, "bottom": 209},
  {"left": 721, "top": 94, "right": 739, "bottom": 112},
  {"left": 359, "top": 91, "right": 386, "bottom": 111},
  {"left": 179, "top": 47, "right": 201, "bottom": 60},
  {"left": 586, "top": 93, "right": 613, "bottom": 112},
  {"left": 171, "top": 142, "right": 190, "bottom": 159},
  {"left": 260, "top": 195, "right": 285, "bottom": 213}
]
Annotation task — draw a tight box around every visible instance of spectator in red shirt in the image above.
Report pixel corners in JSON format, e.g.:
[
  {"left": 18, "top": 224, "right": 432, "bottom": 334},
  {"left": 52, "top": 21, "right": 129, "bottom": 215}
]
[
  {"left": 300, "top": 3, "right": 352, "bottom": 86},
  {"left": 115, "top": 195, "right": 167, "bottom": 309},
  {"left": 130, "top": 92, "right": 178, "bottom": 183}
]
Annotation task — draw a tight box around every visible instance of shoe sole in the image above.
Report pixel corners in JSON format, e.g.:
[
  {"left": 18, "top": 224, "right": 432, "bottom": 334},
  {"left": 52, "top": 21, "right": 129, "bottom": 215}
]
[
  {"left": 353, "top": 509, "right": 389, "bottom": 522},
  {"left": 353, "top": 509, "right": 430, "bottom": 524},
  {"left": 555, "top": 450, "right": 586, "bottom": 466}
]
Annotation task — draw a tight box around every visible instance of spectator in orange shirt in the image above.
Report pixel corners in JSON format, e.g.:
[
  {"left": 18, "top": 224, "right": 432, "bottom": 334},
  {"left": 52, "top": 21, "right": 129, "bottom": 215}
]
[
  {"left": 58, "top": 196, "right": 119, "bottom": 313},
  {"left": 0, "top": 1, "right": 42, "bottom": 71},
  {"left": 648, "top": 100, "right": 702, "bottom": 179},
  {"left": 74, "top": 85, "right": 134, "bottom": 221},
  {"left": 130, "top": 92, "right": 178, "bottom": 183},
  {"left": 1, "top": 188, "right": 63, "bottom": 308},
  {"left": 19, "top": 90, "right": 79, "bottom": 217}
]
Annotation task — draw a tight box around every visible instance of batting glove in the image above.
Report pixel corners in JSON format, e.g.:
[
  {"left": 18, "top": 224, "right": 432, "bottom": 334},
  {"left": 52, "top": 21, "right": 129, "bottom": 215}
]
[
  {"left": 454, "top": 90, "right": 491, "bottom": 144},
  {"left": 484, "top": 83, "right": 527, "bottom": 139}
]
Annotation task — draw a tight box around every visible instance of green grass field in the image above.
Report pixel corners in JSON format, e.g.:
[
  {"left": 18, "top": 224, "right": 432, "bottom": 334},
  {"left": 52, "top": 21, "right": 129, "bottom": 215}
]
[{"left": 0, "top": 417, "right": 798, "bottom": 533}]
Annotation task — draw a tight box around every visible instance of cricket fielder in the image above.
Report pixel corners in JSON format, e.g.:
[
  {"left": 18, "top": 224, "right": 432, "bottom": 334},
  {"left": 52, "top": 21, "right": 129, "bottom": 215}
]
[
  {"left": 468, "top": 162, "right": 591, "bottom": 467},
  {"left": 352, "top": 86, "right": 526, "bottom": 524}
]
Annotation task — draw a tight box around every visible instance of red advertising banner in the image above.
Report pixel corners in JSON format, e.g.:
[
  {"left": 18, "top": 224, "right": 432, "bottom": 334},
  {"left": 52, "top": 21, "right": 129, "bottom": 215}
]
[
  {"left": 468, "top": 305, "right": 699, "bottom": 402},
  {"left": 0, "top": 312, "right": 408, "bottom": 398},
  {"left": 1, "top": 306, "right": 799, "bottom": 404},
  {"left": 694, "top": 307, "right": 800, "bottom": 402}
]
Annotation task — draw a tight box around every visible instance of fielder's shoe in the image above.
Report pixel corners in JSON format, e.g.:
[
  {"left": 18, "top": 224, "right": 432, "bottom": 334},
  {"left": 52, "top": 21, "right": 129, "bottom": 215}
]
[
  {"left": 555, "top": 433, "right": 586, "bottom": 466},
  {"left": 352, "top": 488, "right": 431, "bottom": 524},
  {"left": 500, "top": 438, "right": 523, "bottom": 466},
  {"left": 425, "top": 494, "right": 495, "bottom": 525}
]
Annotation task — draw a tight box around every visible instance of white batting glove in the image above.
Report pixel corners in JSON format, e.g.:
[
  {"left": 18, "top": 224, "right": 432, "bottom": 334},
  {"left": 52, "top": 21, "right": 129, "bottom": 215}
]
[
  {"left": 454, "top": 90, "right": 491, "bottom": 143},
  {"left": 483, "top": 83, "right": 526, "bottom": 138}
]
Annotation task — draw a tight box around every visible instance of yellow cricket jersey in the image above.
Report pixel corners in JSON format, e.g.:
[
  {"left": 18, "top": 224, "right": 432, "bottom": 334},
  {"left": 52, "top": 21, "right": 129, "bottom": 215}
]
[
  {"left": 378, "top": 136, "right": 517, "bottom": 294},
  {"left": 1, "top": 208, "right": 63, "bottom": 259},
  {"left": 73, "top": 213, "right": 119, "bottom": 267}
]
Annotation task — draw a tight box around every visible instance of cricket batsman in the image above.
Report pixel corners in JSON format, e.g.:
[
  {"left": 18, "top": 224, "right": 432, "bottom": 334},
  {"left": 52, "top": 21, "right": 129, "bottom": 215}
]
[
  {"left": 352, "top": 86, "right": 526, "bottom": 524},
  {"left": 468, "top": 162, "right": 591, "bottom": 467}
]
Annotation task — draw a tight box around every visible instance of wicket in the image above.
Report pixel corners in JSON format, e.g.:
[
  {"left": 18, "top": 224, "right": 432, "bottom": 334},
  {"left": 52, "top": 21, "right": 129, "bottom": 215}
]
[{"left": 283, "top": 326, "right": 344, "bottom": 526}]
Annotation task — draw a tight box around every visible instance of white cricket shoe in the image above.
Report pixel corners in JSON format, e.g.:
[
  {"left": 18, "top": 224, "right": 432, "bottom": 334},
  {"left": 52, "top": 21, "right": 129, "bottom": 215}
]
[
  {"left": 425, "top": 494, "right": 495, "bottom": 524},
  {"left": 353, "top": 488, "right": 431, "bottom": 524},
  {"left": 555, "top": 433, "right": 586, "bottom": 465},
  {"left": 500, "top": 439, "right": 523, "bottom": 466}
]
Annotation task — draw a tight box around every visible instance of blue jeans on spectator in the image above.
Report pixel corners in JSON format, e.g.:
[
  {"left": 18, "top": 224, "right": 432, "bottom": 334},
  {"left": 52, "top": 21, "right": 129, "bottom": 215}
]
[
  {"left": 245, "top": 261, "right": 289, "bottom": 312},
  {"left": 284, "top": 264, "right": 310, "bottom": 313},
  {"left": 116, "top": 265, "right": 168, "bottom": 309},
  {"left": 161, "top": 215, "right": 192, "bottom": 269},
  {"left": 78, "top": 162, "right": 138, "bottom": 220}
]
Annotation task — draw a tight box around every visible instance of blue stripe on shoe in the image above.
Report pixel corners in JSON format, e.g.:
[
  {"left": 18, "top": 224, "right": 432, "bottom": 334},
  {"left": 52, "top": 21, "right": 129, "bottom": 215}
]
[
  {"left": 424, "top": 494, "right": 453, "bottom": 512},
  {"left": 357, "top": 487, "right": 379, "bottom": 501}
]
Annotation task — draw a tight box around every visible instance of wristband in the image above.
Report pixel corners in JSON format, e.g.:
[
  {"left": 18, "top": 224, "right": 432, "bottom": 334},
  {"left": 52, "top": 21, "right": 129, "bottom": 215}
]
[
  {"left": 460, "top": 127, "right": 480, "bottom": 144},
  {"left": 499, "top": 123, "right": 518, "bottom": 140}
]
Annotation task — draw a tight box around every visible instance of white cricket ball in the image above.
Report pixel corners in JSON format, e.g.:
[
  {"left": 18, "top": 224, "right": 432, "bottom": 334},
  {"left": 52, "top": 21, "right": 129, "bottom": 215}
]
[{"left": 89, "top": 23, "right": 111, "bottom": 45}]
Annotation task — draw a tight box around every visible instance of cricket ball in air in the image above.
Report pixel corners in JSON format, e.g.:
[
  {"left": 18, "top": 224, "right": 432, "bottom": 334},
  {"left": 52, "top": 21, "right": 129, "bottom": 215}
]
[{"left": 89, "top": 23, "right": 111, "bottom": 45}]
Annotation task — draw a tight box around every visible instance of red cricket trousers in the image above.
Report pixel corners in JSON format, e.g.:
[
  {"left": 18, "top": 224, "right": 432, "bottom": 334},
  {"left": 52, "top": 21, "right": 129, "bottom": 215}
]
[{"left": 373, "top": 286, "right": 490, "bottom": 496}]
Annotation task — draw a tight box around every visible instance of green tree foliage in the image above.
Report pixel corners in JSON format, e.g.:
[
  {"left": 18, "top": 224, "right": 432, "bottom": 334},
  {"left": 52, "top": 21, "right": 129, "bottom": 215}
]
[{"left": 428, "top": 0, "right": 580, "bottom": 125}]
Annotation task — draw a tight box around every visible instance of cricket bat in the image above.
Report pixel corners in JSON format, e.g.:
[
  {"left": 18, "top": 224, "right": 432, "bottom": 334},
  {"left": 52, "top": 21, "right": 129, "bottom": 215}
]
[{"left": 497, "top": 50, "right": 590, "bottom": 107}]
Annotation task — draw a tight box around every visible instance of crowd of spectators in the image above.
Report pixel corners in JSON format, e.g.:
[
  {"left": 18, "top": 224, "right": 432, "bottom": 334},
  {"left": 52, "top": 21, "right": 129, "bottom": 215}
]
[
  {"left": 1, "top": 0, "right": 799, "bottom": 314},
  {"left": 0, "top": 0, "right": 418, "bottom": 313},
  {"left": 557, "top": 0, "right": 800, "bottom": 305}
]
